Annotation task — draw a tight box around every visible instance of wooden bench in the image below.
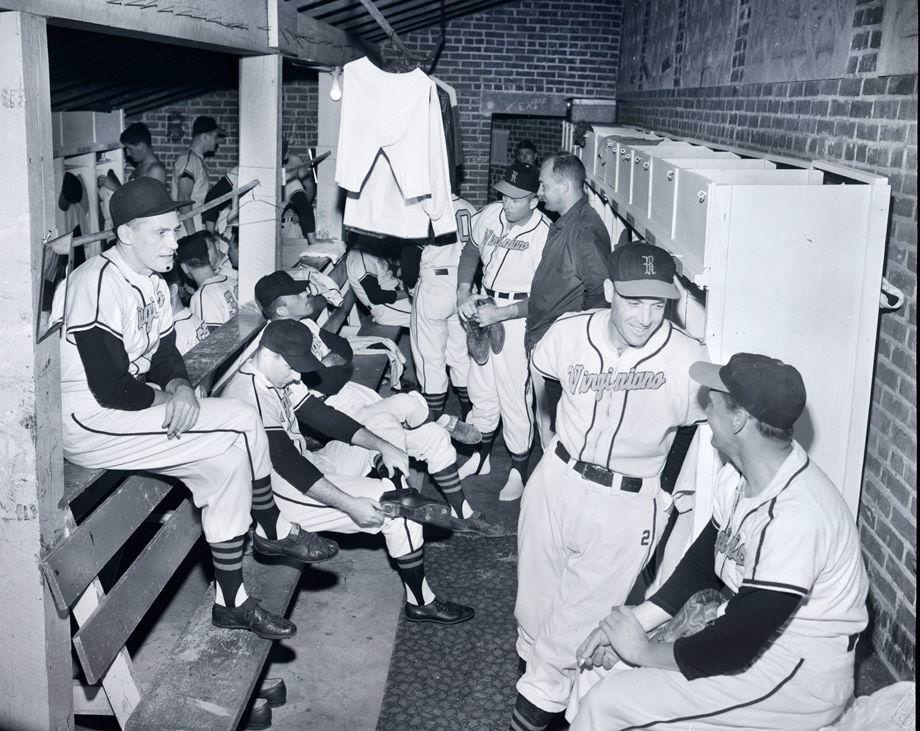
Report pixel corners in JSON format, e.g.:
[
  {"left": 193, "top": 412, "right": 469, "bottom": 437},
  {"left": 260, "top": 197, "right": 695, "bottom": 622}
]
[{"left": 43, "top": 251, "right": 400, "bottom": 729}]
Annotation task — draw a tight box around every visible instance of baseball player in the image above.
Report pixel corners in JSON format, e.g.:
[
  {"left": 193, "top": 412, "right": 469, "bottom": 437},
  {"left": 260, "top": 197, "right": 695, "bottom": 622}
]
[
  {"left": 55, "top": 178, "right": 338, "bottom": 640},
  {"left": 346, "top": 247, "right": 413, "bottom": 328},
  {"left": 569, "top": 353, "right": 868, "bottom": 730},
  {"left": 172, "top": 115, "right": 223, "bottom": 234},
  {"left": 220, "top": 319, "right": 476, "bottom": 624},
  {"left": 162, "top": 265, "right": 209, "bottom": 355},
  {"left": 410, "top": 194, "right": 477, "bottom": 418},
  {"left": 510, "top": 243, "right": 708, "bottom": 731},
  {"left": 456, "top": 162, "right": 550, "bottom": 501},
  {"left": 255, "top": 271, "right": 504, "bottom": 537},
  {"left": 177, "top": 231, "right": 239, "bottom": 331}
]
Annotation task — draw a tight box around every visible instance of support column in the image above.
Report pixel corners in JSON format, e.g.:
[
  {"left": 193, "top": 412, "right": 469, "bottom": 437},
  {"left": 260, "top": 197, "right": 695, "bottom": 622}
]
[
  {"left": 0, "top": 11, "right": 71, "bottom": 730},
  {"left": 238, "top": 54, "right": 282, "bottom": 305},
  {"left": 316, "top": 70, "right": 344, "bottom": 241}
]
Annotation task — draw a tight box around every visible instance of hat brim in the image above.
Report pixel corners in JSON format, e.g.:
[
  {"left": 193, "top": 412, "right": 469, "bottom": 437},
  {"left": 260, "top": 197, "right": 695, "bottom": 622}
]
[
  {"left": 279, "top": 349, "right": 323, "bottom": 373},
  {"left": 689, "top": 361, "right": 729, "bottom": 391},
  {"left": 614, "top": 279, "right": 680, "bottom": 299},
  {"left": 494, "top": 180, "right": 536, "bottom": 198}
]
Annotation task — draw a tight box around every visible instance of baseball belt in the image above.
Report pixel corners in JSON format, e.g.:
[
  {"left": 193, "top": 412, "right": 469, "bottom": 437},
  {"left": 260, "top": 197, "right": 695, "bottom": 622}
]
[
  {"left": 433, "top": 268, "right": 450, "bottom": 275},
  {"left": 554, "top": 442, "right": 643, "bottom": 492},
  {"left": 483, "top": 287, "right": 527, "bottom": 301}
]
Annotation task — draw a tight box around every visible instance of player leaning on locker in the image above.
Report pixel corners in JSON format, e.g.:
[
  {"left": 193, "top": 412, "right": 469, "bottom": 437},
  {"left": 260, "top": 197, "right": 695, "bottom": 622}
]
[
  {"left": 511, "top": 244, "right": 709, "bottom": 731},
  {"left": 568, "top": 354, "right": 868, "bottom": 731},
  {"left": 55, "top": 178, "right": 338, "bottom": 640},
  {"left": 456, "top": 161, "right": 550, "bottom": 501}
]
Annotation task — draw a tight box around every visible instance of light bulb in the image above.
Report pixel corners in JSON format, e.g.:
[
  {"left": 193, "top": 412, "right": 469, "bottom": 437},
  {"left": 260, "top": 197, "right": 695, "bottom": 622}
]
[{"left": 329, "top": 67, "right": 343, "bottom": 102}]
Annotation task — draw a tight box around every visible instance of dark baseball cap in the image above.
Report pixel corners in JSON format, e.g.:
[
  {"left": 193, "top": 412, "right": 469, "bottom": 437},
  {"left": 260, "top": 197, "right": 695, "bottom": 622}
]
[
  {"left": 690, "top": 353, "right": 807, "bottom": 430},
  {"left": 608, "top": 242, "right": 679, "bottom": 299},
  {"left": 255, "top": 271, "right": 309, "bottom": 310},
  {"left": 110, "top": 178, "right": 191, "bottom": 228},
  {"left": 515, "top": 139, "right": 537, "bottom": 152},
  {"left": 260, "top": 319, "right": 324, "bottom": 373},
  {"left": 494, "top": 161, "right": 540, "bottom": 198},
  {"left": 192, "top": 115, "right": 226, "bottom": 136},
  {"left": 176, "top": 231, "right": 211, "bottom": 263}
]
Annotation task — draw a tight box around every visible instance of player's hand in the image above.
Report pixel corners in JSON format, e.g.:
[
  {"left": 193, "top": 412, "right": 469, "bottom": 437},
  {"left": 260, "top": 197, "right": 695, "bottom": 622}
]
[
  {"left": 600, "top": 607, "right": 650, "bottom": 667},
  {"left": 347, "top": 497, "right": 386, "bottom": 529},
  {"left": 457, "top": 292, "right": 487, "bottom": 320},
  {"left": 472, "top": 301, "right": 504, "bottom": 326},
  {"left": 161, "top": 383, "right": 200, "bottom": 439},
  {"left": 377, "top": 441, "right": 410, "bottom": 478}
]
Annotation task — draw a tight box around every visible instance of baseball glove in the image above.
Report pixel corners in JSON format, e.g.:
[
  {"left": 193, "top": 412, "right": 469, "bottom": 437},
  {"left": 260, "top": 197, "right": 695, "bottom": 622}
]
[{"left": 464, "top": 317, "right": 492, "bottom": 365}]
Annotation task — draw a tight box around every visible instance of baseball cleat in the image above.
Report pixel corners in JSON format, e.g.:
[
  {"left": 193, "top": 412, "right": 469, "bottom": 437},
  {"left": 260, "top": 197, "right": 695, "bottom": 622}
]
[
  {"left": 241, "top": 697, "right": 272, "bottom": 730},
  {"left": 404, "top": 598, "right": 475, "bottom": 625},
  {"left": 212, "top": 597, "right": 297, "bottom": 640},
  {"left": 464, "top": 319, "right": 491, "bottom": 365},
  {"left": 436, "top": 413, "right": 482, "bottom": 445},
  {"left": 453, "top": 511, "right": 514, "bottom": 538},
  {"left": 488, "top": 320, "right": 505, "bottom": 354},
  {"left": 257, "top": 677, "right": 287, "bottom": 708},
  {"left": 252, "top": 523, "right": 339, "bottom": 563},
  {"left": 499, "top": 469, "right": 525, "bottom": 502}
]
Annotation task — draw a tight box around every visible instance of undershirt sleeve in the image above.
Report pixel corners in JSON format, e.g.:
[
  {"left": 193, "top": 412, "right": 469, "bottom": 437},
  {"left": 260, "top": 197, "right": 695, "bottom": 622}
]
[
  {"left": 73, "top": 327, "right": 156, "bottom": 410},
  {"left": 650, "top": 521, "right": 722, "bottom": 616},
  {"left": 360, "top": 274, "right": 398, "bottom": 305},
  {"left": 202, "top": 176, "right": 232, "bottom": 226},
  {"left": 146, "top": 330, "right": 191, "bottom": 388},
  {"left": 456, "top": 238, "right": 481, "bottom": 288},
  {"left": 295, "top": 398, "right": 361, "bottom": 443},
  {"left": 265, "top": 430, "right": 324, "bottom": 493},
  {"left": 673, "top": 587, "right": 801, "bottom": 679}
]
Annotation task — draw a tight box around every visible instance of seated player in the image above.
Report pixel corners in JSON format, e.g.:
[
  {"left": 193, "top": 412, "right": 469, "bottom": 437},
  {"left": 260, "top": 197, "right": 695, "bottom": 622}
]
[
  {"left": 254, "top": 271, "right": 504, "bottom": 537},
  {"left": 346, "top": 247, "right": 412, "bottom": 328},
  {"left": 55, "top": 178, "right": 338, "bottom": 640},
  {"left": 177, "top": 230, "right": 239, "bottom": 331},
  {"left": 221, "top": 320, "right": 476, "bottom": 625},
  {"left": 162, "top": 265, "right": 209, "bottom": 355},
  {"left": 568, "top": 354, "right": 869, "bottom": 731}
]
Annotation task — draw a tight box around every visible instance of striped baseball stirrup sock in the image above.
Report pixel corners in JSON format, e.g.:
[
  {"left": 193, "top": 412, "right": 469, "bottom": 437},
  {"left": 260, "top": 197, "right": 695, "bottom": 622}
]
[
  {"left": 510, "top": 450, "right": 531, "bottom": 481},
  {"left": 430, "top": 464, "right": 470, "bottom": 518},
  {"left": 423, "top": 391, "right": 448, "bottom": 418},
  {"left": 210, "top": 534, "right": 247, "bottom": 608},
  {"left": 394, "top": 548, "right": 432, "bottom": 605},
  {"left": 478, "top": 427, "right": 497, "bottom": 462},
  {"left": 250, "top": 475, "right": 280, "bottom": 540},
  {"left": 509, "top": 693, "right": 557, "bottom": 731},
  {"left": 453, "top": 385, "right": 472, "bottom": 420}
]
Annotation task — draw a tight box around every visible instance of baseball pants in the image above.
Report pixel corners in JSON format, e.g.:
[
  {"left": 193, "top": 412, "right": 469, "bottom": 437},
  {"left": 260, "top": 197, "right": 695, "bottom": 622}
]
[
  {"left": 326, "top": 384, "right": 456, "bottom": 473},
  {"left": 370, "top": 299, "right": 412, "bottom": 328},
  {"left": 467, "top": 316, "right": 533, "bottom": 455},
  {"left": 410, "top": 269, "right": 470, "bottom": 394},
  {"left": 63, "top": 396, "right": 270, "bottom": 543},
  {"left": 568, "top": 636, "right": 855, "bottom": 730},
  {"left": 515, "top": 438, "right": 672, "bottom": 713}
]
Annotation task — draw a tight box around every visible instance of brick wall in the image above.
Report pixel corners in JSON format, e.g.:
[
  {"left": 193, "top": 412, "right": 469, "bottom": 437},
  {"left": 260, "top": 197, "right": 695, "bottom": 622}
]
[
  {"left": 617, "top": 6, "right": 917, "bottom": 680},
  {"left": 402, "top": 0, "right": 623, "bottom": 206},
  {"left": 488, "top": 115, "right": 563, "bottom": 201}
]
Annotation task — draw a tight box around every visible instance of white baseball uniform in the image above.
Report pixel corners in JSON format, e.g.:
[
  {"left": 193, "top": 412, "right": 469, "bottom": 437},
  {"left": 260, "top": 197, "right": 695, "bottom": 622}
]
[
  {"left": 172, "top": 305, "right": 209, "bottom": 355},
  {"left": 569, "top": 442, "right": 869, "bottom": 730},
  {"left": 346, "top": 249, "right": 412, "bottom": 327},
  {"left": 57, "top": 247, "right": 269, "bottom": 544},
  {"left": 518, "top": 310, "right": 708, "bottom": 713},
  {"left": 464, "top": 202, "right": 550, "bottom": 455},
  {"left": 171, "top": 148, "right": 210, "bottom": 232},
  {"left": 190, "top": 272, "right": 239, "bottom": 330},
  {"left": 220, "top": 364, "right": 422, "bottom": 559},
  {"left": 410, "top": 197, "right": 476, "bottom": 394}
]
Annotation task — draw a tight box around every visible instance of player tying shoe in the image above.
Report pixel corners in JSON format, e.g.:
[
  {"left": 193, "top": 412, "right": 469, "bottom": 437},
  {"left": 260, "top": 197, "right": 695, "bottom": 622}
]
[
  {"left": 568, "top": 354, "right": 868, "bottom": 730},
  {"left": 221, "top": 319, "right": 476, "bottom": 624},
  {"left": 55, "top": 178, "right": 337, "bottom": 641},
  {"left": 510, "top": 243, "right": 708, "bottom": 730},
  {"left": 254, "top": 271, "right": 506, "bottom": 538},
  {"left": 456, "top": 161, "right": 550, "bottom": 501}
]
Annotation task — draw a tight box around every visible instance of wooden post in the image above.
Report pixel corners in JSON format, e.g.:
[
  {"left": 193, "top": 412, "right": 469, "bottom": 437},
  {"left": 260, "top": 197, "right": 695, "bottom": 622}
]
[
  {"left": 0, "top": 11, "right": 72, "bottom": 730},
  {"left": 316, "top": 70, "right": 344, "bottom": 241},
  {"left": 237, "top": 54, "right": 282, "bottom": 304}
]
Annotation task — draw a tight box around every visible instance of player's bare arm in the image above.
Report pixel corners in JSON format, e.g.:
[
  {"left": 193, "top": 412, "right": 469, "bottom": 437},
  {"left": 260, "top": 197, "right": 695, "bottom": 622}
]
[
  {"left": 600, "top": 607, "right": 679, "bottom": 671},
  {"left": 473, "top": 297, "right": 528, "bottom": 326},
  {"left": 351, "top": 428, "right": 410, "bottom": 476},
  {"left": 155, "top": 379, "right": 200, "bottom": 438},
  {"left": 176, "top": 176, "right": 196, "bottom": 234},
  {"left": 302, "top": 476, "right": 385, "bottom": 529}
]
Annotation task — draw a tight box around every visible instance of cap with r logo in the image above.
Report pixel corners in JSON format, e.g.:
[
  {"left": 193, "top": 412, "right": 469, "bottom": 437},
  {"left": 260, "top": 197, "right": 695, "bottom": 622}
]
[{"left": 608, "top": 242, "right": 679, "bottom": 299}]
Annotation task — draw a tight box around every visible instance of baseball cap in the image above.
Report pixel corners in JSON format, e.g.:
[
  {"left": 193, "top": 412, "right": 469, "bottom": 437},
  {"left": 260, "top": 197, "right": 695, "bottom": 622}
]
[
  {"left": 260, "top": 319, "right": 324, "bottom": 373},
  {"left": 255, "top": 271, "right": 310, "bottom": 310},
  {"left": 192, "top": 115, "right": 226, "bottom": 136},
  {"left": 690, "top": 353, "right": 807, "bottom": 430},
  {"left": 515, "top": 139, "right": 537, "bottom": 153},
  {"left": 494, "top": 161, "right": 540, "bottom": 198},
  {"left": 608, "top": 242, "right": 679, "bottom": 299},
  {"left": 110, "top": 178, "right": 191, "bottom": 228},
  {"left": 176, "top": 231, "right": 211, "bottom": 263}
]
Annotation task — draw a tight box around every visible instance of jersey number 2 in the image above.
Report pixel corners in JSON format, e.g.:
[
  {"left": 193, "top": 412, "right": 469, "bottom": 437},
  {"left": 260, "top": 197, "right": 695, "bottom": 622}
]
[{"left": 640, "top": 530, "right": 651, "bottom": 546}]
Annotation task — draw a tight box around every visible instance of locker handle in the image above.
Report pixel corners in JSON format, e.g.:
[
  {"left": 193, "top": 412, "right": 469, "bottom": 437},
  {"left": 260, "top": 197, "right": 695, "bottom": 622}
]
[
  {"left": 634, "top": 157, "right": 642, "bottom": 165},
  {"left": 642, "top": 161, "right": 649, "bottom": 170},
  {"left": 697, "top": 191, "right": 707, "bottom": 203},
  {"left": 666, "top": 171, "right": 675, "bottom": 182}
]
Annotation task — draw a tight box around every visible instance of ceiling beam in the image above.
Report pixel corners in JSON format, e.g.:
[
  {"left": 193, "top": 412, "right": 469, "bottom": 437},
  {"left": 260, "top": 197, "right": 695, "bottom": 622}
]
[{"left": 361, "top": 0, "right": 502, "bottom": 38}]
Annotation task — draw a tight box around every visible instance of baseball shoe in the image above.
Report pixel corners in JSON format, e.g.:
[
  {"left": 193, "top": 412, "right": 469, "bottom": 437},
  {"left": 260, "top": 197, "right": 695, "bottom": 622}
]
[
  {"left": 241, "top": 697, "right": 272, "bottom": 730},
  {"left": 458, "top": 452, "right": 490, "bottom": 480},
  {"left": 499, "top": 469, "right": 525, "bottom": 502},
  {"left": 453, "top": 511, "right": 514, "bottom": 538},
  {"left": 257, "top": 677, "right": 287, "bottom": 708},
  {"left": 405, "top": 598, "right": 475, "bottom": 625},
  {"left": 488, "top": 321, "right": 505, "bottom": 354},
  {"left": 436, "top": 413, "right": 482, "bottom": 445},
  {"left": 212, "top": 597, "right": 297, "bottom": 640},
  {"left": 252, "top": 523, "right": 339, "bottom": 563},
  {"left": 465, "top": 320, "right": 491, "bottom": 365}
]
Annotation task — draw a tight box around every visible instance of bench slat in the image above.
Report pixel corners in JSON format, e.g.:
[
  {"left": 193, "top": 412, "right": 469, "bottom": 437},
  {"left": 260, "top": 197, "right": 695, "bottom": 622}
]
[
  {"left": 72, "top": 499, "right": 202, "bottom": 685},
  {"left": 126, "top": 557, "right": 303, "bottom": 731},
  {"left": 42, "top": 475, "right": 175, "bottom": 612},
  {"left": 185, "top": 309, "right": 266, "bottom": 392}
]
